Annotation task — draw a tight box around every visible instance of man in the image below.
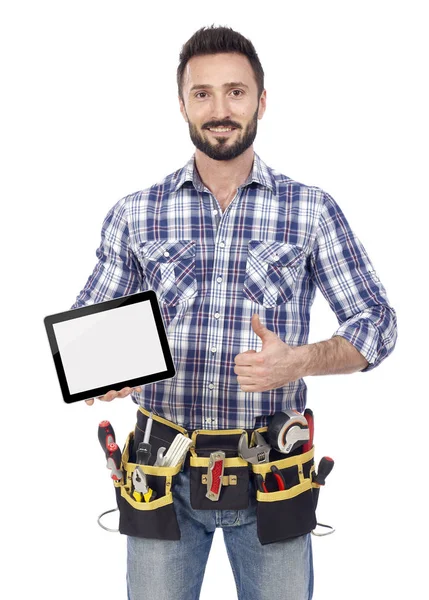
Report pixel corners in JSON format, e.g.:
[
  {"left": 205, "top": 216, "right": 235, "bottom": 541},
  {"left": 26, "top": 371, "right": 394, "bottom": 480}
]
[{"left": 72, "top": 25, "right": 397, "bottom": 600}]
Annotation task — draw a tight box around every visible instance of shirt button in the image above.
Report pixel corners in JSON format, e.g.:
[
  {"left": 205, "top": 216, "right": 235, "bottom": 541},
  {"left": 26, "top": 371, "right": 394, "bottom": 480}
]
[
  {"left": 273, "top": 253, "right": 279, "bottom": 261},
  {"left": 216, "top": 276, "right": 223, "bottom": 283},
  {"left": 214, "top": 312, "right": 220, "bottom": 319},
  {"left": 164, "top": 251, "right": 170, "bottom": 257},
  {"left": 219, "top": 241, "right": 225, "bottom": 248},
  {"left": 211, "top": 347, "right": 217, "bottom": 353},
  {"left": 213, "top": 210, "right": 218, "bottom": 216},
  {"left": 208, "top": 383, "right": 215, "bottom": 390}
]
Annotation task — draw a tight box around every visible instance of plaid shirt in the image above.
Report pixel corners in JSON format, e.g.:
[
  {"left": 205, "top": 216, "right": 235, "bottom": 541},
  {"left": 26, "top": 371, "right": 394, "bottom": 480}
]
[{"left": 71, "top": 152, "right": 397, "bottom": 429}]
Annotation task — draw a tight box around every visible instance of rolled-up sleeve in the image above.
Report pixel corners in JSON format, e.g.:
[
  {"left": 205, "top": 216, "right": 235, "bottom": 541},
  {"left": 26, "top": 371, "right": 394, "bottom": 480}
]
[
  {"left": 71, "top": 197, "right": 143, "bottom": 309},
  {"left": 310, "top": 192, "right": 397, "bottom": 371}
]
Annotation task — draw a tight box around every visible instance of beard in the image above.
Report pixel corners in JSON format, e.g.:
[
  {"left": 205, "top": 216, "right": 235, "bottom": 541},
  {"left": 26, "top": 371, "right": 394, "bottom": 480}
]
[{"left": 187, "top": 107, "right": 259, "bottom": 161}]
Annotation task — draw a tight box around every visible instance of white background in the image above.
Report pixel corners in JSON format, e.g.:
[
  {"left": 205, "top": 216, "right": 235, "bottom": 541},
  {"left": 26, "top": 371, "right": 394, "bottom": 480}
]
[{"left": 1, "top": 1, "right": 427, "bottom": 599}]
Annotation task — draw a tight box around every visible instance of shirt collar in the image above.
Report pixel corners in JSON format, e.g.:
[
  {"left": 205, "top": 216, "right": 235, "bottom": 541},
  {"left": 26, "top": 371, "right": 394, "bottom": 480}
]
[{"left": 172, "top": 152, "right": 276, "bottom": 193}]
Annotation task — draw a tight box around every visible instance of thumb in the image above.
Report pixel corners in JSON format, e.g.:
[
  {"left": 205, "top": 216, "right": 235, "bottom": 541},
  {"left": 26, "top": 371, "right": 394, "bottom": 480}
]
[{"left": 251, "top": 314, "right": 277, "bottom": 344}]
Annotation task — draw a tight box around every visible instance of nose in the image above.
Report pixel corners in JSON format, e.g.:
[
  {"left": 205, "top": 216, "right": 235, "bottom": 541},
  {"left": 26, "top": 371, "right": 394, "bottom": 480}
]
[{"left": 210, "top": 93, "right": 231, "bottom": 122}]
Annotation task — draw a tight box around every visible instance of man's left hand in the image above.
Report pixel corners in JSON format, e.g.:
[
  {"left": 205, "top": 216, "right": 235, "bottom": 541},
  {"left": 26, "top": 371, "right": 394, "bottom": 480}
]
[{"left": 233, "top": 314, "right": 304, "bottom": 392}]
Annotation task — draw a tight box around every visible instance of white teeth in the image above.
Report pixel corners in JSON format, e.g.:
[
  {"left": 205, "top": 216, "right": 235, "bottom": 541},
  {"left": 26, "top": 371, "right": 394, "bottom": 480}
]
[{"left": 209, "top": 127, "right": 233, "bottom": 132}]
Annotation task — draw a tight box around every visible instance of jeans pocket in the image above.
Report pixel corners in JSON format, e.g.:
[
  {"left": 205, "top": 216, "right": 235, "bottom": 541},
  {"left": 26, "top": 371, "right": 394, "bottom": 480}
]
[
  {"left": 243, "top": 241, "right": 305, "bottom": 308},
  {"left": 139, "top": 239, "right": 198, "bottom": 307}
]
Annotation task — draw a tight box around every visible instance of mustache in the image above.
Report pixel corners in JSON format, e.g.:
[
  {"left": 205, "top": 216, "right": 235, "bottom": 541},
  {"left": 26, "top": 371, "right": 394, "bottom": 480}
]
[{"left": 203, "top": 121, "right": 241, "bottom": 129}]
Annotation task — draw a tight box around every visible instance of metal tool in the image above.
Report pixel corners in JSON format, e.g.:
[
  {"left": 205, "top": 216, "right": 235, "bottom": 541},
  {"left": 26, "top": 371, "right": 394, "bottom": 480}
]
[
  {"left": 314, "top": 457, "right": 334, "bottom": 485},
  {"left": 238, "top": 431, "right": 271, "bottom": 464},
  {"left": 137, "top": 412, "right": 153, "bottom": 465},
  {"left": 206, "top": 451, "right": 225, "bottom": 501},
  {"left": 267, "top": 410, "right": 310, "bottom": 454},
  {"left": 159, "top": 434, "right": 193, "bottom": 467},
  {"left": 132, "top": 466, "right": 157, "bottom": 503},
  {"left": 153, "top": 446, "right": 167, "bottom": 467}
]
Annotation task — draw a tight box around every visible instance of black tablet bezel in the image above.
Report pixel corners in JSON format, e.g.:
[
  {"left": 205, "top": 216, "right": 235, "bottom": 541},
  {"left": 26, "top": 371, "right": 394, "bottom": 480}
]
[{"left": 44, "top": 290, "right": 176, "bottom": 404}]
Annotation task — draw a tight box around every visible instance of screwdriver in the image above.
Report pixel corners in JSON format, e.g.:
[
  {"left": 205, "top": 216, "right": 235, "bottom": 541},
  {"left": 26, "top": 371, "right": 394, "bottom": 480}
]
[
  {"left": 314, "top": 457, "right": 334, "bottom": 485},
  {"left": 137, "top": 412, "right": 153, "bottom": 465},
  {"left": 106, "top": 442, "right": 123, "bottom": 481},
  {"left": 98, "top": 420, "right": 116, "bottom": 458}
]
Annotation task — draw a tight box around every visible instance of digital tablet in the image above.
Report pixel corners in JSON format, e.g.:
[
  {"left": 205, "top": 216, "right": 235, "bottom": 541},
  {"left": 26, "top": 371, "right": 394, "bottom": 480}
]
[{"left": 44, "top": 290, "right": 176, "bottom": 404}]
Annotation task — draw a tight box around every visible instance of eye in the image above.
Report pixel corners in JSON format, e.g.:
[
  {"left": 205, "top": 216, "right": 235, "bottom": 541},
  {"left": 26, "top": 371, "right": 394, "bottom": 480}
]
[
  {"left": 195, "top": 92, "right": 208, "bottom": 99},
  {"left": 231, "top": 89, "right": 244, "bottom": 97}
]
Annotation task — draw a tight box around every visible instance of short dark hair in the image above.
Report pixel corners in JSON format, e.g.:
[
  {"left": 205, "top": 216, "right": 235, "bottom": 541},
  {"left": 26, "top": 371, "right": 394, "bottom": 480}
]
[{"left": 177, "top": 25, "right": 264, "bottom": 100}]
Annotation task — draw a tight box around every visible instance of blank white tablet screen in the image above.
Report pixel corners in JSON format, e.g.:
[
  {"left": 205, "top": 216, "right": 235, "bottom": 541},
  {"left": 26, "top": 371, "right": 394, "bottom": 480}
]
[{"left": 53, "top": 301, "right": 167, "bottom": 394}]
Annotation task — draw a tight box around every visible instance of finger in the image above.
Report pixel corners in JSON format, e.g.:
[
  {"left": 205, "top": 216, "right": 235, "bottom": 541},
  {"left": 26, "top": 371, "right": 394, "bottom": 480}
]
[
  {"left": 85, "top": 399, "right": 94, "bottom": 406},
  {"left": 235, "top": 352, "right": 260, "bottom": 366},
  {"left": 239, "top": 383, "right": 258, "bottom": 392},
  {"left": 237, "top": 376, "right": 255, "bottom": 386},
  {"left": 234, "top": 365, "right": 253, "bottom": 376},
  {"left": 117, "top": 387, "right": 132, "bottom": 398},
  {"left": 101, "top": 390, "right": 119, "bottom": 402}
]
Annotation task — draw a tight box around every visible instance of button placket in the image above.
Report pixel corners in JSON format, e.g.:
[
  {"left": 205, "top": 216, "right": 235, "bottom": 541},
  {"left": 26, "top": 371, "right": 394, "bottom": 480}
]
[{"left": 203, "top": 190, "right": 239, "bottom": 431}]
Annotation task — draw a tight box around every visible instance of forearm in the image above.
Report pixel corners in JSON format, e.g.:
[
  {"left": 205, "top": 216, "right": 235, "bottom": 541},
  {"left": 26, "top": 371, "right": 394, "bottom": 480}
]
[{"left": 296, "top": 335, "right": 369, "bottom": 377}]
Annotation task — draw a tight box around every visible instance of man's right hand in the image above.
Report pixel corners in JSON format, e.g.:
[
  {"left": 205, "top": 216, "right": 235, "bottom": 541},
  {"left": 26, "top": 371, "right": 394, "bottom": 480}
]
[{"left": 85, "top": 386, "right": 142, "bottom": 406}]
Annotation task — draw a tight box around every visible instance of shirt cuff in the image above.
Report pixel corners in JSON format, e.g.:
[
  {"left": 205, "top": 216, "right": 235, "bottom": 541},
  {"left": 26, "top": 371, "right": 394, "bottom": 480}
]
[{"left": 333, "top": 316, "right": 381, "bottom": 372}]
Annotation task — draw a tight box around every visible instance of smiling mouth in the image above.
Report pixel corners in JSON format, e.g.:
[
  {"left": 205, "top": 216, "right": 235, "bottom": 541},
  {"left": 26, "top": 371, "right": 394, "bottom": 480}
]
[{"left": 206, "top": 126, "right": 238, "bottom": 135}]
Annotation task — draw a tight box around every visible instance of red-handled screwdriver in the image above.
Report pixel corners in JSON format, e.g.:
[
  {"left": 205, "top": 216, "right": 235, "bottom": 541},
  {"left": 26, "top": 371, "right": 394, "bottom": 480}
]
[
  {"left": 106, "top": 442, "right": 123, "bottom": 481},
  {"left": 314, "top": 457, "right": 334, "bottom": 485},
  {"left": 98, "top": 420, "right": 116, "bottom": 458}
]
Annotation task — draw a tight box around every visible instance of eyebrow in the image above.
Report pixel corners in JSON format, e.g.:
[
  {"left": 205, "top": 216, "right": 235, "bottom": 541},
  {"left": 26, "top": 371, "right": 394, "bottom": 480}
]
[{"left": 189, "top": 81, "right": 250, "bottom": 92}]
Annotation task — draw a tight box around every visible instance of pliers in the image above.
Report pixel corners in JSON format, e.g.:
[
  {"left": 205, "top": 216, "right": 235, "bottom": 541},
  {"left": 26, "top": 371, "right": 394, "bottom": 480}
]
[
  {"left": 132, "top": 466, "right": 157, "bottom": 503},
  {"left": 255, "top": 465, "right": 286, "bottom": 493}
]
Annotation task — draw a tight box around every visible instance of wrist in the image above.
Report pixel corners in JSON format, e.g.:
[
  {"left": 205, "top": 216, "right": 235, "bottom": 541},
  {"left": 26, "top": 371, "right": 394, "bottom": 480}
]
[{"left": 291, "top": 343, "right": 314, "bottom": 378}]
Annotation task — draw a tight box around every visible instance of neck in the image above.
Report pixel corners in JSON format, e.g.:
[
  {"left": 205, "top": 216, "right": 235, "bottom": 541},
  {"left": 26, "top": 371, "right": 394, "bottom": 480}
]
[{"left": 194, "top": 147, "right": 254, "bottom": 211}]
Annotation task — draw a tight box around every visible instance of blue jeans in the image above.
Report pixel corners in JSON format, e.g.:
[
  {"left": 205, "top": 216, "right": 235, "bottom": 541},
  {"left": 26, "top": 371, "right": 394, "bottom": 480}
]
[{"left": 127, "top": 463, "right": 313, "bottom": 600}]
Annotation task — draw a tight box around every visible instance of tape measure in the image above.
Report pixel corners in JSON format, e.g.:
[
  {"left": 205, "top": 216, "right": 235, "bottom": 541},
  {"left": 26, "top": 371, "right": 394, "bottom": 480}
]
[{"left": 267, "top": 410, "right": 310, "bottom": 454}]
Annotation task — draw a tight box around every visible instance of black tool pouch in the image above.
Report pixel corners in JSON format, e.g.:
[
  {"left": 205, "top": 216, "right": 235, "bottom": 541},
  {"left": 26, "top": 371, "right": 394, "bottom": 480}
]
[
  {"left": 189, "top": 430, "right": 250, "bottom": 510},
  {"left": 113, "top": 408, "right": 189, "bottom": 541},
  {"left": 251, "top": 428, "right": 319, "bottom": 545}
]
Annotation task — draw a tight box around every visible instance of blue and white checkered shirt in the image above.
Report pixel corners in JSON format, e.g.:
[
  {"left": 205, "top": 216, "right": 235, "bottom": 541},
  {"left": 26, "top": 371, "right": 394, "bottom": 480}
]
[{"left": 71, "top": 152, "right": 397, "bottom": 429}]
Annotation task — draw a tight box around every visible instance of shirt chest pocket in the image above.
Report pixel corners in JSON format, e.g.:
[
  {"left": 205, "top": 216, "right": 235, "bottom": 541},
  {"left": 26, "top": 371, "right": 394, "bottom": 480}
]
[
  {"left": 139, "top": 239, "right": 198, "bottom": 307},
  {"left": 243, "top": 241, "right": 305, "bottom": 308}
]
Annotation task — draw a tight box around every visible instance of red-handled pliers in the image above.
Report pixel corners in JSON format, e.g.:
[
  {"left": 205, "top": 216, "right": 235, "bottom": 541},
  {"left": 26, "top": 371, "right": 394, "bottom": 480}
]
[{"left": 255, "top": 465, "right": 286, "bottom": 492}]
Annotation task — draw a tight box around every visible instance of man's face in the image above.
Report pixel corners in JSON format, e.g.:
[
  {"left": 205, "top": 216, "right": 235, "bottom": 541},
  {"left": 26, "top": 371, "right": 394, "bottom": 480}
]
[{"left": 179, "top": 53, "right": 266, "bottom": 161}]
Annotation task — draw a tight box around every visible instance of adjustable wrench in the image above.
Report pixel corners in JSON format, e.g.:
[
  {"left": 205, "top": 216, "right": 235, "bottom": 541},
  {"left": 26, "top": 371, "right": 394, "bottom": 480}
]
[{"left": 238, "top": 431, "right": 271, "bottom": 464}]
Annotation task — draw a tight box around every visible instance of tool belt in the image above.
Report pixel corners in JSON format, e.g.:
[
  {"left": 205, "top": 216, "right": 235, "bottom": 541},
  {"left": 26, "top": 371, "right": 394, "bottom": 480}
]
[{"left": 112, "top": 408, "right": 325, "bottom": 545}]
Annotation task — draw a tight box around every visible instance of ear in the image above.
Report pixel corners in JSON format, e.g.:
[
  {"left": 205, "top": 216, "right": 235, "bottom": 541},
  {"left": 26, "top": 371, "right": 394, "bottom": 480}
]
[
  {"left": 257, "top": 89, "right": 267, "bottom": 120},
  {"left": 179, "top": 97, "right": 189, "bottom": 123}
]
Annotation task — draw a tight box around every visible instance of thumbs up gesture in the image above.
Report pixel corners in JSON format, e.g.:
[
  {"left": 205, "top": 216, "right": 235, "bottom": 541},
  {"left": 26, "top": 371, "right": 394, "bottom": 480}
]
[{"left": 234, "top": 314, "right": 304, "bottom": 392}]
